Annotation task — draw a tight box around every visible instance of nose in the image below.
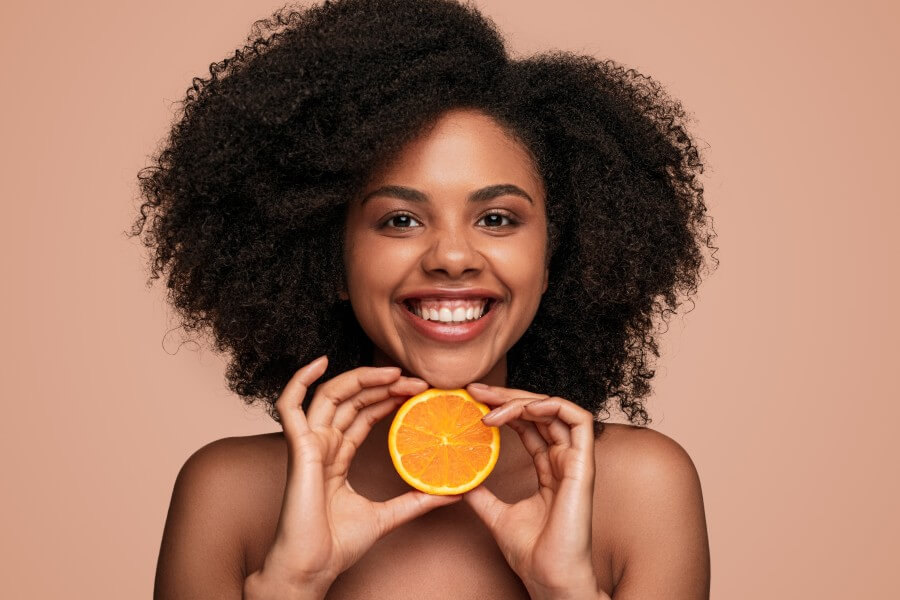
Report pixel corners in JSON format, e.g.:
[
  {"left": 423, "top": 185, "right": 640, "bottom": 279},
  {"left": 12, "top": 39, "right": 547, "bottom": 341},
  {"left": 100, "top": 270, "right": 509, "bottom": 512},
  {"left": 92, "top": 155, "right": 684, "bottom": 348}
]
[{"left": 420, "top": 225, "right": 486, "bottom": 279}]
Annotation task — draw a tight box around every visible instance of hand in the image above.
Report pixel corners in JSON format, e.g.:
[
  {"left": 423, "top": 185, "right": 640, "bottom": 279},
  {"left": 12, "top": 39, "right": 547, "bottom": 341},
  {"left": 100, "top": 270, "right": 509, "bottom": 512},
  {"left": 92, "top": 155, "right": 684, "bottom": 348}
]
[
  {"left": 247, "top": 356, "right": 462, "bottom": 598},
  {"left": 463, "top": 384, "right": 606, "bottom": 600}
]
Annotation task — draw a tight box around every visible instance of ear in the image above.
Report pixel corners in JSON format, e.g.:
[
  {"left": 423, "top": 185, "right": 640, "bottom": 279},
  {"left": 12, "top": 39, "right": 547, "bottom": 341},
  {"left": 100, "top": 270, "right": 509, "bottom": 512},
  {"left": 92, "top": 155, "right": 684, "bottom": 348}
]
[
  {"left": 542, "top": 267, "right": 549, "bottom": 294},
  {"left": 339, "top": 289, "right": 350, "bottom": 301}
]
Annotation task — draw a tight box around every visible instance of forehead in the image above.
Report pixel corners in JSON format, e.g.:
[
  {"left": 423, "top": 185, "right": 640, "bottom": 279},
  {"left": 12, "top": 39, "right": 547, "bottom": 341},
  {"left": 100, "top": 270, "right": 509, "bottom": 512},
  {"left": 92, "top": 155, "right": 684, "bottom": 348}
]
[{"left": 363, "top": 108, "right": 544, "bottom": 199}]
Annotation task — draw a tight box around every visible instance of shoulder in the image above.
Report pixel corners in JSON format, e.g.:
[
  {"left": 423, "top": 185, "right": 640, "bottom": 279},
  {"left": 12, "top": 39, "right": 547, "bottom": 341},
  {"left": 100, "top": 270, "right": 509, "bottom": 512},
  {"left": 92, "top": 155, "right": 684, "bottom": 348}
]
[
  {"left": 592, "top": 423, "right": 710, "bottom": 598},
  {"left": 155, "top": 433, "right": 286, "bottom": 597},
  {"left": 593, "top": 422, "right": 701, "bottom": 484},
  {"left": 175, "top": 432, "right": 284, "bottom": 484},
  {"left": 169, "top": 432, "right": 288, "bottom": 533}
]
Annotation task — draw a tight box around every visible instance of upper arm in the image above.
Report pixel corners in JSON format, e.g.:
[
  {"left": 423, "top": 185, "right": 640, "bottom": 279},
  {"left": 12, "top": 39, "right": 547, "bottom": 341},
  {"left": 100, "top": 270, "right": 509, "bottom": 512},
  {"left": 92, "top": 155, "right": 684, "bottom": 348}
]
[
  {"left": 154, "top": 437, "right": 250, "bottom": 600},
  {"left": 597, "top": 427, "right": 711, "bottom": 600}
]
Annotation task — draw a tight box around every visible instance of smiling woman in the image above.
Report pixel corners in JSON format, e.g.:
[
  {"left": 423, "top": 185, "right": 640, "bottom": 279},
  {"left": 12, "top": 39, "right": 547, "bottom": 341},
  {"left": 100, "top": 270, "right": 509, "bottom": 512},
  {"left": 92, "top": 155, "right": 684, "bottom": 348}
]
[{"left": 130, "top": 0, "right": 716, "bottom": 598}]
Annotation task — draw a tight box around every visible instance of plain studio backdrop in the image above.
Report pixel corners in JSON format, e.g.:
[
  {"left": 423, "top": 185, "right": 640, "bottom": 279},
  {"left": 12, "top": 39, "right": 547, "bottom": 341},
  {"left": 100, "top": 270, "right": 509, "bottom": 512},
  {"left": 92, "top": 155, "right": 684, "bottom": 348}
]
[{"left": 1, "top": 0, "right": 897, "bottom": 597}]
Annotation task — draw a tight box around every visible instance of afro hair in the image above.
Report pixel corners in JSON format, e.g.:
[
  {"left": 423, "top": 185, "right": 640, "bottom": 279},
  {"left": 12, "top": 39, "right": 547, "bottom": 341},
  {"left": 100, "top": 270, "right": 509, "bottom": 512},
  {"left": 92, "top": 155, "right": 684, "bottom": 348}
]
[{"left": 128, "top": 0, "right": 718, "bottom": 432}]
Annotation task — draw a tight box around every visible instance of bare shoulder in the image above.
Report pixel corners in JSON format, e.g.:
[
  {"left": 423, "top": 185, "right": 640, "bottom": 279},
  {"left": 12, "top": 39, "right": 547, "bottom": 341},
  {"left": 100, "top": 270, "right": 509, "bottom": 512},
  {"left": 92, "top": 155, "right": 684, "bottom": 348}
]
[
  {"left": 591, "top": 423, "right": 711, "bottom": 599},
  {"left": 180, "top": 431, "right": 286, "bottom": 474},
  {"left": 171, "top": 432, "right": 289, "bottom": 536},
  {"left": 594, "top": 422, "right": 700, "bottom": 475},
  {"left": 154, "top": 433, "right": 286, "bottom": 599}
]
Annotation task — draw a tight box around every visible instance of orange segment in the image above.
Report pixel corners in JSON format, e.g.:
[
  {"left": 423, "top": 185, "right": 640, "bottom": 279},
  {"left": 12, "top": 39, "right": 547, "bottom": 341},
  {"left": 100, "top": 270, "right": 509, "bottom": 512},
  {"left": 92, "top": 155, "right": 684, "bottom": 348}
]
[{"left": 388, "top": 388, "right": 500, "bottom": 495}]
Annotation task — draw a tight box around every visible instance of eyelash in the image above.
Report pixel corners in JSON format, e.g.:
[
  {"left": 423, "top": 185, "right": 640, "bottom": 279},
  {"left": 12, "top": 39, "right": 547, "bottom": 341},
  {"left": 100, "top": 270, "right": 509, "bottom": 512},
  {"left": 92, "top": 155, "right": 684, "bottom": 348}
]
[{"left": 380, "top": 210, "right": 520, "bottom": 230}]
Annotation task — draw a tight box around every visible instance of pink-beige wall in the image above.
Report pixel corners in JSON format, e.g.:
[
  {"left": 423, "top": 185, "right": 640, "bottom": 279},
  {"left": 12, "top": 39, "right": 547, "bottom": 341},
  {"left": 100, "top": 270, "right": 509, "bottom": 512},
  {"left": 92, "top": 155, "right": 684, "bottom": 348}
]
[{"left": 1, "top": 0, "right": 897, "bottom": 597}]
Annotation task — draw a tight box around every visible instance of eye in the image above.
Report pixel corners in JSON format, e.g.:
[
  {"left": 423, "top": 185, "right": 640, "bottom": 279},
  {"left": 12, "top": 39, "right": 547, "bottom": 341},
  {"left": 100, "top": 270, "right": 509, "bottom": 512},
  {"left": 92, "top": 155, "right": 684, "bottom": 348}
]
[
  {"left": 477, "top": 211, "right": 519, "bottom": 228},
  {"left": 381, "top": 212, "right": 422, "bottom": 229}
]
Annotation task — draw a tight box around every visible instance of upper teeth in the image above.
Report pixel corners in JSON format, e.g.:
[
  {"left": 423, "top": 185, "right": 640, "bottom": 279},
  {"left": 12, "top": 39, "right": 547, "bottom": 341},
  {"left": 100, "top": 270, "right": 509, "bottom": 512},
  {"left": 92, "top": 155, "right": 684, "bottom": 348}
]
[{"left": 407, "top": 298, "right": 490, "bottom": 323}]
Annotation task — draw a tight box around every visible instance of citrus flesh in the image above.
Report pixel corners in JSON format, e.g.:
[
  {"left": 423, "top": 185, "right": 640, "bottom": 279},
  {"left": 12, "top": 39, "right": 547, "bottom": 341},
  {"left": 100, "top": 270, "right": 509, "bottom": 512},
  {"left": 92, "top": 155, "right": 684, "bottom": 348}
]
[{"left": 388, "top": 388, "right": 500, "bottom": 495}]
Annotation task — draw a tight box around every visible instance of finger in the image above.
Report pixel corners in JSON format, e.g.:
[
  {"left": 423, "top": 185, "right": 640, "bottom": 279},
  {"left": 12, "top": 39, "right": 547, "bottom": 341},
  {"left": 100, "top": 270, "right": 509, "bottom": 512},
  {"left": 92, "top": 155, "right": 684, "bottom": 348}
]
[
  {"left": 519, "top": 397, "right": 595, "bottom": 453},
  {"left": 467, "top": 383, "right": 548, "bottom": 407},
  {"left": 505, "top": 418, "right": 555, "bottom": 489},
  {"left": 340, "top": 394, "right": 408, "bottom": 455},
  {"left": 275, "top": 355, "right": 329, "bottom": 440},
  {"left": 331, "top": 376, "right": 428, "bottom": 432},
  {"left": 480, "top": 397, "right": 544, "bottom": 426},
  {"left": 481, "top": 399, "right": 562, "bottom": 488},
  {"left": 523, "top": 399, "right": 596, "bottom": 535},
  {"left": 521, "top": 402, "right": 572, "bottom": 447},
  {"left": 464, "top": 384, "right": 507, "bottom": 407},
  {"left": 463, "top": 484, "right": 510, "bottom": 533},
  {"left": 307, "top": 366, "right": 402, "bottom": 428},
  {"left": 373, "top": 490, "right": 462, "bottom": 538}
]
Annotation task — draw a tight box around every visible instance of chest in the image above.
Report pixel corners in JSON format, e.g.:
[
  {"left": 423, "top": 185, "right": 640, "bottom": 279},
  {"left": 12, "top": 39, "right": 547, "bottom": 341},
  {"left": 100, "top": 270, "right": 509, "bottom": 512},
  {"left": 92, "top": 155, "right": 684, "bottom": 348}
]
[
  {"left": 242, "top": 456, "right": 615, "bottom": 598},
  {"left": 323, "top": 503, "right": 532, "bottom": 599}
]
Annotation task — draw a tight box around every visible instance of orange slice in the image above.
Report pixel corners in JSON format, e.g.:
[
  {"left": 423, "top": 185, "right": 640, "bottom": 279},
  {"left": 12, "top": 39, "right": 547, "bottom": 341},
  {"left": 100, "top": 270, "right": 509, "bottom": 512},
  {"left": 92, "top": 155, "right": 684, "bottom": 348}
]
[{"left": 388, "top": 388, "right": 500, "bottom": 495}]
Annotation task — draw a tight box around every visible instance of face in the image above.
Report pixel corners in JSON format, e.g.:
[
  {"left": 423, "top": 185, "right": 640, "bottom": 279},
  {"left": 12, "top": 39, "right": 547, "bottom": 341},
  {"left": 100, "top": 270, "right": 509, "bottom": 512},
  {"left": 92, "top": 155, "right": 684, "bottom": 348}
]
[{"left": 343, "top": 108, "right": 548, "bottom": 388}]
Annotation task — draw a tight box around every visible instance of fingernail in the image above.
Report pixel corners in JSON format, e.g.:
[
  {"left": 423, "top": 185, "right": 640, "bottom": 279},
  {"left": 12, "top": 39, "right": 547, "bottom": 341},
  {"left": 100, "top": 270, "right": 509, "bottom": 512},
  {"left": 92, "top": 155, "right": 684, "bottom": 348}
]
[
  {"left": 469, "top": 382, "right": 489, "bottom": 390},
  {"left": 482, "top": 407, "right": 504, "bottom": 423}
]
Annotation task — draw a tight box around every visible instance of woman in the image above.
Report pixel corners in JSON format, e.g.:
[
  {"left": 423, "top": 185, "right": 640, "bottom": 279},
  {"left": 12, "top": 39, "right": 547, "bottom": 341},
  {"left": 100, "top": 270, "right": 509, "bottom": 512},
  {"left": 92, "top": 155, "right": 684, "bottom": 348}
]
[{"left": 132, "top": 0, "right": 716, "bottom": 597}]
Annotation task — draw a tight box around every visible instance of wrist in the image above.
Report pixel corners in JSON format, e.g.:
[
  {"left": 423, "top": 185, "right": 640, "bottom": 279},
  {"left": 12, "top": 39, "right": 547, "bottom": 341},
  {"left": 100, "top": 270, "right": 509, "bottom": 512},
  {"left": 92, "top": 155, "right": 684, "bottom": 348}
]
[
  {"left": 526, "top": 586, "right": 610, "bottom": 600},
  {"left": 243, "top": 567, "right": 332, "bottom": 600},
  {"left": 524, "top": 568, "right": 608, "bottom": 600}
]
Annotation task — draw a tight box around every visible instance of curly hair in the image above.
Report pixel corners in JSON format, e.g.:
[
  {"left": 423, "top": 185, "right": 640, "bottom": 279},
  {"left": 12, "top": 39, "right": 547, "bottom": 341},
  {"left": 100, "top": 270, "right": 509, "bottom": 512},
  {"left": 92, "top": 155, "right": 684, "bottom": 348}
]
[{"left": 128, "top": 0, "right": 718, "bottom": 430}]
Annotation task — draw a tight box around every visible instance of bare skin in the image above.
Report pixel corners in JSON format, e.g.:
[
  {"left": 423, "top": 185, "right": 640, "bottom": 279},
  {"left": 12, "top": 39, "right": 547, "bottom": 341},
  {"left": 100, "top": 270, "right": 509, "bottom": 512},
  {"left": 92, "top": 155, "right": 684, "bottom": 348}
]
[
  {"left": 241, "top": 420, "right": 617, "bottom": 599},
  {"left": 155, "top": 415, "right": 708, "bottom": 599},
  {"left": 153, "top": 109, "right": 710, "bottom": 599}
]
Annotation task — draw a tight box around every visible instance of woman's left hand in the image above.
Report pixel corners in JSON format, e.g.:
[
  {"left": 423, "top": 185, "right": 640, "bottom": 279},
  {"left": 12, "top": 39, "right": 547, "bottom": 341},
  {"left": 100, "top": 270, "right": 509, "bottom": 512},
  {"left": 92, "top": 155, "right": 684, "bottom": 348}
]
[{"left": 464, "top": 384, "right": 610, "bottom": 600}]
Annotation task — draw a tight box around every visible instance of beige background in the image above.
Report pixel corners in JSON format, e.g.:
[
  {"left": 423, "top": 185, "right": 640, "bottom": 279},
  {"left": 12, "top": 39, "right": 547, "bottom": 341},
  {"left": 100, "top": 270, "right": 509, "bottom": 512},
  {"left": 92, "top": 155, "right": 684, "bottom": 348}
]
[{"left": 1, "top": 0, "right": 897, "bottom": 597}]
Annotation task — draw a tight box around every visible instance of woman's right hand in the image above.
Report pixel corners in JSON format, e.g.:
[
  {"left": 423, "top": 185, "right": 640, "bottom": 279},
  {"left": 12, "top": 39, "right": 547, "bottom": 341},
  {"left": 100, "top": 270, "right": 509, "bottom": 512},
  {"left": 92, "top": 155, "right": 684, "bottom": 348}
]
[{"left": 244, "top": 355, "right": 461, "bottom": 599}]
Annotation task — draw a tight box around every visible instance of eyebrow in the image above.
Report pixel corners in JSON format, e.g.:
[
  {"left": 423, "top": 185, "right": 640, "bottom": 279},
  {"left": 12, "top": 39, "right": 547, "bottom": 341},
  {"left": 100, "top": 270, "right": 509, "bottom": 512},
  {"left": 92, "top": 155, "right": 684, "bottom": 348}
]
[{"left": 359, "top": 183, "right": 534, "bottom": 206}]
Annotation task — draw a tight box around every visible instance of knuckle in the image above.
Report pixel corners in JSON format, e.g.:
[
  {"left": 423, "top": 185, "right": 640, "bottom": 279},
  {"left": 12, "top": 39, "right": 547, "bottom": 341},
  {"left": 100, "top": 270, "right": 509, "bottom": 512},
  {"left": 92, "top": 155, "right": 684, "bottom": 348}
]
[
  {"left": 274, "top": 401, "right": 291, "bottom": 420},
  {"left": 354, "top": 366, "right": 384, "bottom": 381},
  {"left": 364, "top": 409, "right": 381, "bottom": 428},
  {"left": 313, "top": 381, "right": 335, "bottom": 401}
]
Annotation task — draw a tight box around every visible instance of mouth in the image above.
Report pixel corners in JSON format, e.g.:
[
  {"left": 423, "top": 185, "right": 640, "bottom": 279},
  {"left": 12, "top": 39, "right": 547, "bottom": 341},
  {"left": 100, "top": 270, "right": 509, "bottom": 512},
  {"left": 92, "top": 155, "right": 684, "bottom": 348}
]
[
  {"left": 401, "top": 298, "right": 498, "bottom": 323},
  {"left": 397, "top": 297, "right": 500, "bottom": 342}
]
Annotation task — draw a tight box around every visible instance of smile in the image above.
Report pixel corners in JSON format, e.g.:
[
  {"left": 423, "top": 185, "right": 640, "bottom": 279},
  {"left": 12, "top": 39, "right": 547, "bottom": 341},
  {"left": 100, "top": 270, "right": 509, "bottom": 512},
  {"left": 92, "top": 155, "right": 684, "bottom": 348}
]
[{"left": 399, "top": 298, "right": 499, "bottom": 342}]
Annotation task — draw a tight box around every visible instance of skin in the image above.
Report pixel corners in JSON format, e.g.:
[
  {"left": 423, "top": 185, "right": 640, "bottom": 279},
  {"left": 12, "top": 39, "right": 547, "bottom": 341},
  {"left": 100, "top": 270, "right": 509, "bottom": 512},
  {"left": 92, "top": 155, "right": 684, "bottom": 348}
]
[
  {"left": 154, "top": 108, "right": 711, "bottom": 600},
  {"left": 337, "top": 108, "right": 601, "bottom": 597},
  {"left": 342, "top": 108, "right": 549, "bottom": 390}
]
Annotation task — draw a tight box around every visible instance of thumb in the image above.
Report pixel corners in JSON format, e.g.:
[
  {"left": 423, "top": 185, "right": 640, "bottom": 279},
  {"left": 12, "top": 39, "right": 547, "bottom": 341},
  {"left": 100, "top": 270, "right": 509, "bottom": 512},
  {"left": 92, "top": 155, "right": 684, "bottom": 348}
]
[
  {"left": 374, "top": 491, "right": 461, "bottom": 537},
  {"left": 463, "top": 484, "right": 509, "bottom": 533}
]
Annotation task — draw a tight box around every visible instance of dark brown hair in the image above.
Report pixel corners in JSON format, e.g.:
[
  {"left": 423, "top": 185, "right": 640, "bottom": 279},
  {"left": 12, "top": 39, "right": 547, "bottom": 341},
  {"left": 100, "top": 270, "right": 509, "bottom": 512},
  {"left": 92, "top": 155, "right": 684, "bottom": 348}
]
[{"left": 128, "top": 0, "right": 718, "bottom": 430}]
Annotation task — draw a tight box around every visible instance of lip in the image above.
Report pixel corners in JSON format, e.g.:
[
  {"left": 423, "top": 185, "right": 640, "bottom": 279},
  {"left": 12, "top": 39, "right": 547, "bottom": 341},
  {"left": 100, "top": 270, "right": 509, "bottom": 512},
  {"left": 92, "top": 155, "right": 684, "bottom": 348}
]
[
  {"left": 396, "top": 287, "right": 503, "bottom": 302},
  {"left": 397, "top": 296, "right": 500, "bottom": 343}
]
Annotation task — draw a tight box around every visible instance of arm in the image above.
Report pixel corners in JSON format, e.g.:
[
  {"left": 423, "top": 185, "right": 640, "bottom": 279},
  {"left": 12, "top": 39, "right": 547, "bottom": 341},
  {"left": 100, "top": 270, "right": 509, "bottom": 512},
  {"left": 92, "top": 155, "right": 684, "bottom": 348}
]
[
  {"left": 597, "top": 428, "right": 711, "bottom": 599},
  {"left": 154, "top": 437, "right": 249, "bottom": 600}
]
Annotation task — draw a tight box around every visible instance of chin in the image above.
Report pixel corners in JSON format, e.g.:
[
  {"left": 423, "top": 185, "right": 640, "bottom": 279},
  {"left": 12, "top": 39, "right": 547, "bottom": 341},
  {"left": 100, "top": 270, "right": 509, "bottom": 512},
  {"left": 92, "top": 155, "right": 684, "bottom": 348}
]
[
  {"left": 420, "top": 373, "right": 471, "bottom": 390},
  {"left": 404, "top": 357, "right": 488, "bottom": 389}
]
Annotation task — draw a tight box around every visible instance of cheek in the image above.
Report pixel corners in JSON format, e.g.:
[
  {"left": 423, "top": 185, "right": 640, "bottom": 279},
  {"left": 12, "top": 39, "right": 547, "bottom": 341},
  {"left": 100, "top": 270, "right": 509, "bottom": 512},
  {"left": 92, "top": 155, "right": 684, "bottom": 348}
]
[
  {"left": 344, "top": 239, "right": 413, "bottom": 329},
  {"left": 490, "top": 235, "right": 548, "bottom": 299},
  {"left": 345, "top": 239, "right": 406, "bottom": 292}
]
